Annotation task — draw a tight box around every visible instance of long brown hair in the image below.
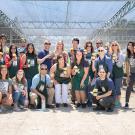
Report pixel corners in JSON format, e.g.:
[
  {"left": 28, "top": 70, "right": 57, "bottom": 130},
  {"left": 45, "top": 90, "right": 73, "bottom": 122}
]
[
  {"left": 15, "top": 70, "right": 26, "bottom": 84},
  {"left": 0, "top": 65, "right": 9, "bottom": 79},
  {"left": 84, "top": 41, "right": 94, "bottom": 53}
]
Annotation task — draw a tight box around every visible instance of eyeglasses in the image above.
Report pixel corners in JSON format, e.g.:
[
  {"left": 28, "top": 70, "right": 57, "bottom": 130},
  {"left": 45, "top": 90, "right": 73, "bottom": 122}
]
[
  {"left": 99, "top": 71, "right": 105, "bottom": 73},
  {"left": 112, "top": 44, "right": 117, "bottom": 47},
  {"left": 28, "top": 47, "right": 33, "bottom": 49},
  {"left": 98, "top": 50, "right": 104, "bottom": 52},
  {"left": 40, "top": 68, "right": 47, "bottom": 70},
  {"left": 96, "top": 42, "right": 102, "bottom": 44},
  {"left": 12, "top": 48, "right": 16, "bottom": 49},
  {"left": 44, "top": 43, "right": 51, "bottom": 45},
  {"left": 87, "top": 45, "right": 92, "bottom": 47}
]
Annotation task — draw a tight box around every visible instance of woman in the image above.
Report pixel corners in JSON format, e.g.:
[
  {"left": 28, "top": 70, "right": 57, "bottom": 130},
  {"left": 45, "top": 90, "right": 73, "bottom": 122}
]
[
  {"left": 7, "top": 44, "right": 19, "bottom": 78},
  {"left": 50, "top": 55, "right": 71, "bottom": 107},
  {"left": 0, "top": 52, "right": 4, "bottom": 66},
  {"left": 0, "top": 65, "right": 13, "bottom": 112},
  {"left": 84, "top": 41, "right": 94, "bottom": 60},
  {"left": 89, "top": 53, "right": 97, "bottom": 83},
  {"left": 71, "top": 50, "right": 89, "bottom": 108},
  {"left": 125, "top": 42, "right": 135, "bottom": 108},
  {"left": 110, "top": 41, "right": 125, "bottom": 107},
  {"left": 24, "top": 43, "right": 39, "bottom": 93},
  {"left": 12, "top": 70, "right": 28, "bottom": 111},
  {"left": 0, "top": 43, "right": 3, "bottom": 52},
  {"left": 52, "top": 40, "right": 69, "bottom": 64}
]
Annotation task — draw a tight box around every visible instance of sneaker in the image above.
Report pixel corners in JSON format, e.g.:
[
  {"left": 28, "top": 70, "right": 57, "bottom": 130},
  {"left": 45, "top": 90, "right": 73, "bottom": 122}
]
[
  {"left": 19, "top": 105, "right": 24, "bottom": 110},
  {"left": 63, "top": 103, "right": 68, "bottom": 107},
  {"left": 82, "top": 103, "right": 86, "bottom": 108},
  {"left": 56, "top": 103, "right": 60, "bottom": 108},
  {"left": 46, "top": 104, "right": 55, "bottom": 109},
  {"left": 106, "top": 108, "right": 113, "bottom": 112},
  {"left": 115, "top": 101, "right": 121, "bottom": 108},
  {"left": 29, "top": 104, "right": 36, "bottom": 109},
  {"left": 76, "top": 103, "right": 81, "bottom": 108},
  {"left": 124, "top": 103, "right": 129, "bottom": 109},
  {"left": 14, "top": 104, "right": 21, "bottom": 112}
]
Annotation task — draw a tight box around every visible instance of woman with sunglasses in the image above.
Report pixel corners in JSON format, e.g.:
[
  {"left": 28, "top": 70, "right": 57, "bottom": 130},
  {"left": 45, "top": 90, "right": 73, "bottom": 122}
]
[
  {"left": 71, "top": 50, "right": 89, "bottom": 108},
  {"left": 50, "top": 55, "right": 71, "bottom": 107},
  {"left": 110, "top": 41, "right": 125, "bottom": 108},
  {"left": 125, "top": 42, "right": 135, "bottom": 108},
  {"left": 0, "top": 65, "right": 13, "bottom": 112},
  {"left": 12, "top": 70, "right": 28, "bottom": 111},
  {"left": 6, "top": 44, "right": 19, "bottom": 78}
]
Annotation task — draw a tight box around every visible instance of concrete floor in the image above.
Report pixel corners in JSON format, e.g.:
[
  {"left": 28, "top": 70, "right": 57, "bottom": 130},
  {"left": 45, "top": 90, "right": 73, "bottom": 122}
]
[{"left": 0, "top": 90, "right": 135, "bottom": 135}]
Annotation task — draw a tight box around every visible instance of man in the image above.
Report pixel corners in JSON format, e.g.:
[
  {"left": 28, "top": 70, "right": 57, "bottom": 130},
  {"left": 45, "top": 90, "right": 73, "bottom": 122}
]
[
  {"left": 68, "top": 38, "right": 80, "bottom": 64},
  {"left": 95, "top": 39, "right": 103, "bottom": 53},
  {"left": 94, "top": 46, "right": 112, "bottom": 78},
  {"left": 90, "top": 68, "right": 115, "bottom": 112},
  {"left": 30, "top": 64, "right": 54, "bottom": 109},
  {"left": 38, "top": 40, "right": 54, "bottom": 71},
  {"left": 68, "top": 38, "right": 80, "bottom": 104}
]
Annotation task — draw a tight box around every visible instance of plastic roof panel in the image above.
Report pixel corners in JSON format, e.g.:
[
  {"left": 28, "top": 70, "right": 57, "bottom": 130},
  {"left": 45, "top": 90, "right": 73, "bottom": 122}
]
[{"left": 1, "top": 0, "right": 133, "bottom": 41}]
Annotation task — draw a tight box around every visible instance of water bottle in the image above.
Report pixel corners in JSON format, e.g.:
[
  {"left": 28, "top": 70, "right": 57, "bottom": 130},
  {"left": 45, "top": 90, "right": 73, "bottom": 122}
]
[{"left": 41, "top": 99, "right": 46, "bottom": 111}]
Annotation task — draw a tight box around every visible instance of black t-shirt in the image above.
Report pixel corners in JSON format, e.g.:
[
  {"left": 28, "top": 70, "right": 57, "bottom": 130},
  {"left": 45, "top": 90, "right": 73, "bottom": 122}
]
[{"left": 95, "top": 77, "right": 114, "bottom": 96}]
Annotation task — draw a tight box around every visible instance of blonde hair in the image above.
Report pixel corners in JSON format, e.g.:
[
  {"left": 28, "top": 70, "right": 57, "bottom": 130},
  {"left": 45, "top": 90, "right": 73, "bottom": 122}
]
[
  {"left": 55, "top": 40, "right": 64, "bottom": 52},
  {"left": 110, "top": 41, "right": 121, "bottom": 53}
]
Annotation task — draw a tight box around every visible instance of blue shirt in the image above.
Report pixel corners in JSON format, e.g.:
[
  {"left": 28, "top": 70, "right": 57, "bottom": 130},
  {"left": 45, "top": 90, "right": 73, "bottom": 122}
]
[
  {"left": 94, "top": 56, "right": 113, "bottom": 74},
  {"left": 38, "top": 50, "right": 52, "bottom": 71},
  {"left": 31, "top": 74, "right": 51, "bottom": 90}
]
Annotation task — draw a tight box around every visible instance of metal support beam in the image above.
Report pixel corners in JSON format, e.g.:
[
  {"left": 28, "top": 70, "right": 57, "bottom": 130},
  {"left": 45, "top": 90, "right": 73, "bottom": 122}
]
[
  {"left": 91, "top": 1, "right": 135, "bottom": 39},
  {"left": 0, "top": 10, "right": 23, "bottom": 37},
  {"left": 19, "top": 21, "right": 104, "bottom": 29}
]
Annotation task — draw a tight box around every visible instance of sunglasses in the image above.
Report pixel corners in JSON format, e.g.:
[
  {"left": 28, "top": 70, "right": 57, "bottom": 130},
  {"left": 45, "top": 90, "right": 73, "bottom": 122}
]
[
  {"left": 96, "top": 43, "right": 102, "bottom": 44},
  {"left": 98, "top": 50, "right": 104, "bottom": 52},
  {"left": 44, "top": 43, "right": 51, "bottom": 45},
  {"left": 40, "top": 68, "right": 47, "bottom": 70},
  {"left": 112, "top": 44, "right": 117, "bottom": 46},
  {"left": 12, "top": 48, "right": 16, "bottom": 49}
]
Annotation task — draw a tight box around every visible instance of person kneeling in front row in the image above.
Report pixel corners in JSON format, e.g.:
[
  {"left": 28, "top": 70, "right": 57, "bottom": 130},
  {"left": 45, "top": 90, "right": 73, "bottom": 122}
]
[
  {"left": 89, "top": 68, "right": 115, "bottom": 112},
  {"left": 30, "top": 64, "right": 54, "bottom": 109}
]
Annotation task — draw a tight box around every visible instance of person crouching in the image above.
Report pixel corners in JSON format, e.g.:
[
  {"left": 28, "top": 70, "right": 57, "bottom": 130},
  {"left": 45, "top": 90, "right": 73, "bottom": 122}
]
[{"left": 90, "top": 68, "right": 115, "bottom": 112}]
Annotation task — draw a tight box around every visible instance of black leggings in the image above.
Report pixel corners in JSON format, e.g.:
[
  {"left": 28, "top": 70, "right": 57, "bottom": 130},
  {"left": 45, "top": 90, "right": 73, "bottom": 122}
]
[{"left": 126, "top": 73, "right": 135, "bottom": 103}]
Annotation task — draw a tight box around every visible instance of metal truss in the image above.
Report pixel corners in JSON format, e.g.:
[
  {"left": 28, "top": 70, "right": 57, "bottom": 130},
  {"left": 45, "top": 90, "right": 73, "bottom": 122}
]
[
  {"left": 0, "top": 10, "right": 23, "bottom": 37},
  {"left": 19, "top": 21, "right": 104, "bottom": 29},
  {"left": 91, "top": 1, "right": 135, "bottom": 39}
]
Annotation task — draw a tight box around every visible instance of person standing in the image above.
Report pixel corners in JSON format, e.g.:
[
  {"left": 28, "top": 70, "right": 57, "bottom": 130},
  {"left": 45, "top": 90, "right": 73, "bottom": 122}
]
[
  {"left": 50, "top": 55, "right": 71, "bottom": 107},
  {"left": 125, "top": 43, "right": 135, "bottom": 108},
  {"left": 71, "top": 50, "right": 89, "bottom": 108}
]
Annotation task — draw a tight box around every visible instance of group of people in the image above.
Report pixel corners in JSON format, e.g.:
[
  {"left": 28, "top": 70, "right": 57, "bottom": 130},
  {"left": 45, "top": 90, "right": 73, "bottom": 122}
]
[{"left": 0, "top": 33, "right": 135, "bottom": 112}]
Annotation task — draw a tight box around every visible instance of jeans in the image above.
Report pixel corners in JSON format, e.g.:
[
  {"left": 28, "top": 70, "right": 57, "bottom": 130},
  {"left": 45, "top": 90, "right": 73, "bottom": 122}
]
[
  {"left": 126, "top": 73, "right": 135, "bottom": 103},
  {"left": 27, "top": 78, "right": 32, "bottom": 92},
  {"left": 86, "top": 83, "right": 95, "bottom": 107},
  {"left": 93, "top": 95, "right": 114, "bottom": 109},
  {"left": 13, "top": 91, "right": 26, "bottom": 105},
  {"left": 113, "top": 77, "right": 123, "bottom": 96}
]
